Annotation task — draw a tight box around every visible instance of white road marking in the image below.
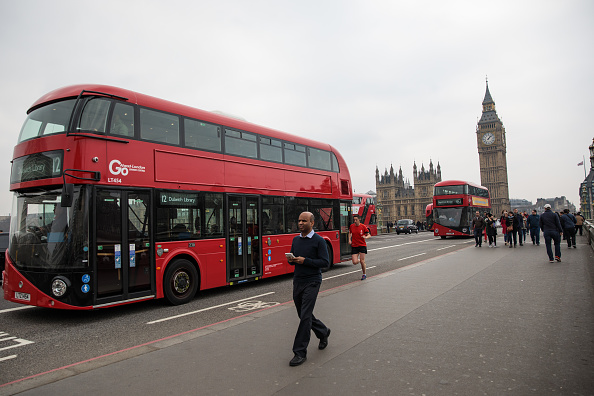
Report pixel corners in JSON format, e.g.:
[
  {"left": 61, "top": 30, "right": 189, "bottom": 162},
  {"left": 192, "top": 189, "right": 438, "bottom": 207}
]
[
  {"left": 368, "top": 238, "right": 434, "bottom": 252},
  {"left": 0, "top": 355, "right": 18, "bottom": 362},
  {"left": 437, "top": 245, "right": 457, "bottom": 251},
  {"left": 398, "top": 253, "right": 427, "bottom": 261},
  {"left": 0, "top": 306, "right": 35, "bottom": 314},
  {"left": 323, "top": 266, "right": 377, "bottom": 281},
  {"left": 146, "top": 292, "right": 275, "bottom": 325}
]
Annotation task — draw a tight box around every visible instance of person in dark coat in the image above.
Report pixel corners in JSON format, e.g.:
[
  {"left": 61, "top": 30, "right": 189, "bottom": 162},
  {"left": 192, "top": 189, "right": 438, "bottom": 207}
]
[
  {"left": 485, "top": 213, "right": 498, "bottom": 247},
  {"left": 471, "top": 211, "right": 485, "bottom": 247},
  {"left": 527, "top": 209, "right": 540, "bottom": 245},
  {"left": 506, "top": 211, "right": 517, "bottom": 248},
  {"left": 560, "top": 209, "right": 577, "bottom": 248},
  {"left": 539, "top": 204, "right": 563, "bottom": 262}
]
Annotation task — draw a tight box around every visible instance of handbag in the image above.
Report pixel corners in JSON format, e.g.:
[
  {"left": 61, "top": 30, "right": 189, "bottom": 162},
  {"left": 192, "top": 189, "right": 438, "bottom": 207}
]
[{"left": 506, "top": 225, "right": 513, "bottom": 232}]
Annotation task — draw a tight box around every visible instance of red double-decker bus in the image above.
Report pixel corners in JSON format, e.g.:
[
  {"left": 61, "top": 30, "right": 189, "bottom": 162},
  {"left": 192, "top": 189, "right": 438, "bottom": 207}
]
[
  {"left": 425, "top": 203, "right": 434, "bottom": 231},
  {"left": 432, "top": 180, "right": 490, "bottom": 239},
  {"left": 352, "top": 193, "right": 377, "bottom": 236},
  {"left": 3, "top": 85, "right": 353, "bottom": 310}
]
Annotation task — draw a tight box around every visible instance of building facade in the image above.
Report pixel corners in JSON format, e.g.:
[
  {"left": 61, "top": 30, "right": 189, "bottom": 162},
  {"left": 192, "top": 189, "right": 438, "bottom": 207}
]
[
  {"left": 579, "top": 138, "right": 594, "bottom": 219},
  {"left": 476, "top": 81, "right": 510, "bottom": 216},
  {"left": 375, "top": 161, "right": 441, "bottom": 225}
]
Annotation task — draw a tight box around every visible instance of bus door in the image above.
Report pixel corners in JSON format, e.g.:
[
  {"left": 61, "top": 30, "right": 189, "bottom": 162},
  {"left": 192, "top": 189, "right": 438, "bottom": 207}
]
[
  {"left": 339, "top": 201, "right": 351, "bottom": 259},
  {"left": 227, "top": 195, "right": 261, "bottom": 282},
  {"left": 94, "top": 189, "right": 153, "bottom": 305}
]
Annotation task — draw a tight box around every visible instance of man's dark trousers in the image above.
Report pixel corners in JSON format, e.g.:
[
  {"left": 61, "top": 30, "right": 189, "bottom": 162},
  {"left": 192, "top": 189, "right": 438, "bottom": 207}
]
[
  {"left": 564, "top": 227, "right": 576, "bottom": 247},
  {"left": 530, "top": 227, "right": 540, "bottom": 245},
  {"left": 292, "top": 280, "right": 327, "bottom": 358},
  {"left": 543, "top": 230, "right": 561, "bottom": 261},
  {"left": 474, "top": 229, "right": 483, "bottom": 246}
]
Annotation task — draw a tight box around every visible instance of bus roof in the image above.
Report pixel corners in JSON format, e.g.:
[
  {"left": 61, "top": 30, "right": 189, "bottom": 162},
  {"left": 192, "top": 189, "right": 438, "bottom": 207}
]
[
  {"left": 28, "top": 84, "right": 338, "bottom": 153},
  {"left": 434, "top": 180, "right": 487, "bottom": 190}
]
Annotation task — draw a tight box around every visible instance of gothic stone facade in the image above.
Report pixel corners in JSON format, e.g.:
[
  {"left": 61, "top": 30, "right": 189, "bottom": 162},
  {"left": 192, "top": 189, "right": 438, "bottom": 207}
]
[
  {"left": 375, "top": 161, "right": 441, "bottom": 224},
  {"left": 476, "top": 81, "right": 510, "bottom": 216}
]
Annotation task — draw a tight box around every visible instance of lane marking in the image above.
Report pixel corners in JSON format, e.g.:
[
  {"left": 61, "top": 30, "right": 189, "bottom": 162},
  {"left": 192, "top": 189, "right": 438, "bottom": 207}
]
[
  {"left": 0, "top": 339, "right": 34, "bottom": 352},
  {"left": 324, "top": 266, "right": 377, "bottom": 281},
  {"left": 0, "top": 355, "right": 17, "bottom": 362},
  {"left": 0, "top": 306, "right": 35, "bottom": 314},
  {"left": 437, "top": 245, "right": 457, "bottom": 251},
  {"left": 368, "top": 238, "right": 434, "bottom": 252},
  {"left": 146, "top": 292, "right": 275, "bottom": 325},
  {"left": 398, "top": 253, "right": 427, "bottom": 261}
]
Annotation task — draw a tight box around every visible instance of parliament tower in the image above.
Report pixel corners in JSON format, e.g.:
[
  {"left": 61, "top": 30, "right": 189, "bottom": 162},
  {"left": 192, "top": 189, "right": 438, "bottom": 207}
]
[{"left": 476, "top": 81, "right": 510, "bottom": 216}]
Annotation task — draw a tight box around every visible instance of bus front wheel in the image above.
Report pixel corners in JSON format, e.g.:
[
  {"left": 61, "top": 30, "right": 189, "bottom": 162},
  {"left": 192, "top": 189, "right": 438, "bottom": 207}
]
[{"left": 164, "top": 259, "right": 199, "bottom": 305}]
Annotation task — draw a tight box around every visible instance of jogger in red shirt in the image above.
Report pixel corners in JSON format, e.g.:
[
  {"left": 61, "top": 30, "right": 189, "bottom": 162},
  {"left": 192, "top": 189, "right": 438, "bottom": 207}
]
[{"left": 349, "top": 214, "right": 370, "bottom": 280}]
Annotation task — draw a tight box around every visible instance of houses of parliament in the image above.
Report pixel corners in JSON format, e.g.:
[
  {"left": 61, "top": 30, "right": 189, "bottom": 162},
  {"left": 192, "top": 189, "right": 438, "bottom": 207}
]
[{"left": 376, "top": 81, "right": 510, "bottom": 224}]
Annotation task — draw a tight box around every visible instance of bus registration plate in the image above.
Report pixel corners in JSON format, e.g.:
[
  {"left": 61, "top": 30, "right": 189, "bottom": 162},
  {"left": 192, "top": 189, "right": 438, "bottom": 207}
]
[{"left": 14, "top": 292, "right": 31, "bottom": 301}]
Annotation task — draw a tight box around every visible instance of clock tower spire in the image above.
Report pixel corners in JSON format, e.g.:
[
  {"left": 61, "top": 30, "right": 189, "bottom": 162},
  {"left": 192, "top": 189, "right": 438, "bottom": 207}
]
[{"left": 476, "top": 80, "right": 510, "bottom": 215}]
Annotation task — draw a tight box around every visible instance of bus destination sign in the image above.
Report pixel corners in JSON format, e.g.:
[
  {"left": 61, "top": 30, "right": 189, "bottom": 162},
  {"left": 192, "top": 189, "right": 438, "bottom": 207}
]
[
  {"left": 159, "top": 191, "right": 198, "bottom": 206},
  {"left": 11, "top": 150, "right": 63, "bottom": 184},
  {"left": 436, "top": 198, "right": 463, "bottom": 206}
]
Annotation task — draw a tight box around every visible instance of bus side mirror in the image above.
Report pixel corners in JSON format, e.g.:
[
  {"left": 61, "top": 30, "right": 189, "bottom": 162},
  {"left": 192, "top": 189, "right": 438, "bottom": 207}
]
[{"left": 61, "top": 183, "right": 74, "bottom": 207}]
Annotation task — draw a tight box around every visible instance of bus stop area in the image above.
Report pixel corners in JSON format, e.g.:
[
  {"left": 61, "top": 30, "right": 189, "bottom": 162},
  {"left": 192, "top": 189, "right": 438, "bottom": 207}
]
[{"left": 4, "top": 234, "right": 594, "bottom": 395}]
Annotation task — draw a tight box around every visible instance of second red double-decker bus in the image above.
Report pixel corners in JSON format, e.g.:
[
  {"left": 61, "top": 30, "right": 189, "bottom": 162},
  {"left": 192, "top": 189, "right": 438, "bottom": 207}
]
[
  {"left": 432, "top": 180, "right": 490, "bottom": 239},
  {"left": 352, "top": 193, "right": 377, "bottom": 236},
  {"left": 425, "top": 203, "right": 434, "bottom": 231},
  {"left": 3, "top": 84, "right": 353, "bottom": 310}
]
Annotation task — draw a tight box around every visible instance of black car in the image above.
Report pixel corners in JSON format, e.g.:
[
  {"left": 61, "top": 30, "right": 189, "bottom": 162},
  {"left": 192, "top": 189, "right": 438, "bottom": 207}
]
[
  {"left": 396, "top": 219, "right": 418, "bottom": 235},
  {"left": 0, "top": 232, "right": 8, "bottom": 282}
]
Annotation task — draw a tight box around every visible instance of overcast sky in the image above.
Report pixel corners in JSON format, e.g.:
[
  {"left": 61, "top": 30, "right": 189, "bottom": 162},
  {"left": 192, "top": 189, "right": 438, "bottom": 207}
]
[{"left": 0, "top": 0, "right": 592, "bottom": 215}]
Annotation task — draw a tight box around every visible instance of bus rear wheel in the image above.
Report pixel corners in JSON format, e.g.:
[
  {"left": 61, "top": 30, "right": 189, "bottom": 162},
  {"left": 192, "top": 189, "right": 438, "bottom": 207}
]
[{"left": 164, "top": 259, "right": 199, "bottom": 305}]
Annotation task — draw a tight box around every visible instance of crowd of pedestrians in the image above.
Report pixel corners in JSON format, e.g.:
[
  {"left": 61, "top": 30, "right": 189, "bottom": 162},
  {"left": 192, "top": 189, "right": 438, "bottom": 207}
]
[{"left": 472, "top": 206, "right": 585, "bottom": 263}]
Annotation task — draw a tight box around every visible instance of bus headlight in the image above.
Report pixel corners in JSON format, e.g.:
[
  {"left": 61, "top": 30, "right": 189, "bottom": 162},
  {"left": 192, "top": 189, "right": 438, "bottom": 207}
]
[{"left": 51, "top": 276, "right": 71, "bottom": 298}]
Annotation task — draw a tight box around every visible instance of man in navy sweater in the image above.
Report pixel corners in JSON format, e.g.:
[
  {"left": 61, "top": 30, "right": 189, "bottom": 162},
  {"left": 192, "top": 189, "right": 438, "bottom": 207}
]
[{"left": 287, "top": 211, "right": 331, "bottom": 366}]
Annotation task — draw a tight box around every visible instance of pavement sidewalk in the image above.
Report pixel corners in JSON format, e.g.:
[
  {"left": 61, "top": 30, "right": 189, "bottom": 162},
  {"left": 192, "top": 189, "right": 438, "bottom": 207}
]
[{"left": 4, "top": 236, "right": 594, "bottom": 396}]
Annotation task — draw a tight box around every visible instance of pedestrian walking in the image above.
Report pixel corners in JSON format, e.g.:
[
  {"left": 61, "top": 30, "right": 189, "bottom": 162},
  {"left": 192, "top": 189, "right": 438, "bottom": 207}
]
[
  {"left": 513, "top": 209, "right": 524, "bottom": 246},
  {"left": 575, "top": 212, "right": 585, "bottom": 236},
  {"left": 287, "top": 211, "right": 331, "bottom": 366},
  {"left": 505, "top": 210, "right": 517, "bottom": 248},
  {"left": 472, "top": 211, "right": 485, "bottom": 247},
  {"left": 539, "top": 204, "right": 563, "bottom": 262},
  {"left": 560, "top": 209, "right": 577, "bottom": 248},
  {"left": 485, "top": 213, "right": 498, "bottom": 247},
  {"left": 521, "top": 211, "right": 528, "bottom": 244},
  {"left": 500, "top": 210, "right": 509, "bottom": 246},
  {"left": 349, "top": 214, "right": 370, "bottom": 280},
  {"left": 527, "top": 209, "right": 540, "bottom": 245}
]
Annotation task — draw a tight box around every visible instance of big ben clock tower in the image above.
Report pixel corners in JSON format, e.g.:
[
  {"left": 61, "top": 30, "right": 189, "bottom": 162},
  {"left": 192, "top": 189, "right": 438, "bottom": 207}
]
[{"left": 476, "top": 80, "right": 510, "bottom": 216}]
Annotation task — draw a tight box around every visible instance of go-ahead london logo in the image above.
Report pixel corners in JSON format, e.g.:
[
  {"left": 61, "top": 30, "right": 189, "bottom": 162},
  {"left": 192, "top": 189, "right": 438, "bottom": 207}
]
[{"left": 108, "top": 159, "right": 146, "bottom": 183}]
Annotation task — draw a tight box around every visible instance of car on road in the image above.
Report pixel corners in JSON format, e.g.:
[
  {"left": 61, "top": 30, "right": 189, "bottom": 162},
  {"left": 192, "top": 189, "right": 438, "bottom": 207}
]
[{"left": 396, "top": 219, "right": 418, "bottom": 234}]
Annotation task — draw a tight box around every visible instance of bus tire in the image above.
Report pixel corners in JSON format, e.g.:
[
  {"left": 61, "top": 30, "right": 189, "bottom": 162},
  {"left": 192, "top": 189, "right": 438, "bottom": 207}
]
[
  {"left": 164, "top": 258, "right": 199, "bottom": 305},
  {"left": 440, "top": 236, "right": 446, "bottom": 239}
]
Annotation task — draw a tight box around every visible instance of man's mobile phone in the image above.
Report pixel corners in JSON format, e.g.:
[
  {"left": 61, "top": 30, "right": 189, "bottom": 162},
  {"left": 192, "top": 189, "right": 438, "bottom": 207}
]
[{"left": 285, "top": 253, "right": 295, "bottom": 259}]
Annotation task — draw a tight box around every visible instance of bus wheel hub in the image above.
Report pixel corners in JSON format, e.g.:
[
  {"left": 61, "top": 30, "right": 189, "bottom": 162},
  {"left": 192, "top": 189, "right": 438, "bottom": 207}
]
[{"left": 173, "top": 272, "right": 190, "bottom": 294}]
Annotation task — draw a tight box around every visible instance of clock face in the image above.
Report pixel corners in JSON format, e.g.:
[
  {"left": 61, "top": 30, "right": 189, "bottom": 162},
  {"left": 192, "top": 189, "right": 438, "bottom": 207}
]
[{"left": 482, "top": 132, "right": 495, "bottom": 145}]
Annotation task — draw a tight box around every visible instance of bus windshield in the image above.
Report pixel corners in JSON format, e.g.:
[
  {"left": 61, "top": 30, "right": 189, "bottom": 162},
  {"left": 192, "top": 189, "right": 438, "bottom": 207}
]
[
  {"left": 9, "top": 186, "right": 90, "bottom": 270},
  {"left": 18, "top": 99, "right": 76, "bottom": 143},
  {"left": 434, "top": 207, "right": 469, "bottom": 229}
]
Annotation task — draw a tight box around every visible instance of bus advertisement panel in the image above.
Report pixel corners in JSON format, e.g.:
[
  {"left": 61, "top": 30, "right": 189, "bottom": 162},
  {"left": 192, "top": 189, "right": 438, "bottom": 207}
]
[
  {"left": 352, "top": 193, "right": 377, "bottom": 236},
  {"left": 3, "top": 85, "right": 353, "bottom": 309},
  {"left": 432, "top": 180, "right": 490, "bottom": 239}
]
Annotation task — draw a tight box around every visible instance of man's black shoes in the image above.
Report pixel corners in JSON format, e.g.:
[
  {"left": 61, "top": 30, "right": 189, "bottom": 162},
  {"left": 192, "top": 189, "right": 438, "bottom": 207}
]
[
  {"left": 319, "top": 328, "right": 331, "bottom": 350},
  {"left": 289, "top": 355, "right": 307, "bottom": 366}
]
